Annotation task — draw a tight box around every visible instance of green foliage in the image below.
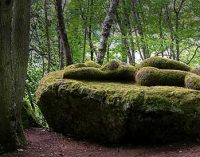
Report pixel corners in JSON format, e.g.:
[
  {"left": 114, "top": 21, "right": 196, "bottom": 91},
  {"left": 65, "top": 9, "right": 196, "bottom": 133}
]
[
  {"left": 37, "top": 73, "right": 200, "bottom": 144},
  {"left": 139, "top": 57, "right": 191, "bottom": 71},
  {"left": 136, "top": 67, "right": 188, "bottom": 86}
]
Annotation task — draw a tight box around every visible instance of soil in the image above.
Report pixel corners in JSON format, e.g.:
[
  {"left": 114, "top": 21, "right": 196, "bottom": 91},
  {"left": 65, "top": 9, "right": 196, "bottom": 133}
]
[{"left": 2, "top": 128, "right": 200, "bottom": 157}]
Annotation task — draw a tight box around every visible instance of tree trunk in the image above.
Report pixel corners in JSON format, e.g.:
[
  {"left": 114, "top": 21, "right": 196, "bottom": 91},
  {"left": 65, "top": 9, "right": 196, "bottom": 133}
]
[
  {"left": 58, "top": 35, "right": 64, "bottom": 69},
  {"left": 12, "top": 0, "right": 31, "bottom": 148},
  {"left": 44, "top": 0, "right": 51, "bottom": 72},
  {"left": 0, "top": 0, "right": 31, "bottom": 153},
  {"left": 132, "top": 0, "right": 149, "bottom": 59},
  {"left": 165, "top": 4, "right": 175, "bottom": 59},
  {"left": 97, "top": 0, "right": 119, "bottom": 64},
  {"left": 173, "top": 0, "right": 185, "bottom": 61},
  {"left": 0, "top": 0, "right": 16, "bottom": 153},
  {"left": 55, "top": 0, "right": 73, "bottom": 66}
]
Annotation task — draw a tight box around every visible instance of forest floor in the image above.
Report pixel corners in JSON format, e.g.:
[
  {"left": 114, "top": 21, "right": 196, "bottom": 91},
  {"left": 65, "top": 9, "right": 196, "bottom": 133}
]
[{"left": 2, "top": 128, "right": 200, "bottom": 157}]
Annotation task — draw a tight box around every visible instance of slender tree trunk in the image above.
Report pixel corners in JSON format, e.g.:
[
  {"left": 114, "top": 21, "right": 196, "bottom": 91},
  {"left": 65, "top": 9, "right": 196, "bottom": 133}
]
[
  {"left": 82, "top": 28, "right": 87, "bottom": 62},
  {"left": 44, "top": 0, "right": 51, "bottom": 72},
  {"left": 55, "top": 0, "right": 73, "bottom": 66},
  {"left": 173, "top": 0, "right": 185, "bottom": 61},
  {"left": 159, "top": 1, "right": 164, "bottom": 57},
  {"left": 78, "top": 0, "right": 96, "bottom": 61},
  {"left": 58, "top": 35, "right": 64, "bottom": 69},
  {"left": 97, "top": 0, "right": 119, "bottom": 64},
  {"left": 132, "top": 0, "right": 148, "bottom": 59},
  {"left": 88, "top": 0, "right": 96, "bottom": 61},
  {"left": 165, "top": 4, "right": 175, "bottom": 59}
]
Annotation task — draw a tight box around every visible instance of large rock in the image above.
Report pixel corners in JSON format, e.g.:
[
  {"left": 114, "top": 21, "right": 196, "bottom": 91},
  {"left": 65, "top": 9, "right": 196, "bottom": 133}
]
[{"left": 36, "top": 70, "right": 200, "bottom": 144}]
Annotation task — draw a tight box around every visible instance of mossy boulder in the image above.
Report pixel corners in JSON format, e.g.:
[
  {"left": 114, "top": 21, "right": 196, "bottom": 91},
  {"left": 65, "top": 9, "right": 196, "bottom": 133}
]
[
  {"left": 85, "top": 61, "right": 101, "bottom": 68},
  {"left": 63, "top": 61, "right": 136, "bottom": 82},
  {"left": 139, "top": 57, "right": 191, "bottom": 71},
  {"left": 101, "top": 60, "right": 120, "bottom": 71},
  {"left": 64, "top": 63, "right": 87, "bottom": 71},
  {"left": 185, "top": 74, "right": 200, "bottom": 90},
  {"left": 63, "top": 67, "right": 104, "bottom": 81},
  {"left": 64, "top": 61, "right": 101, "bottom": 71},
  {"left": 191, "top": 68, "right": 200, "bottom": 76},
  {"left": 37, "top": 71, "right": 200, "bottom": 144},
  {"left": 136, "top": 67, "right": 188, "bottom": 87}
]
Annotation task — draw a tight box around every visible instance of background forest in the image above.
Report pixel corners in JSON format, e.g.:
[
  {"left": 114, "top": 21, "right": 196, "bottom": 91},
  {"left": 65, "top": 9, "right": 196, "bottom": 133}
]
[{"left": 27, "top": 0, "right": 200, "bottom": 120}]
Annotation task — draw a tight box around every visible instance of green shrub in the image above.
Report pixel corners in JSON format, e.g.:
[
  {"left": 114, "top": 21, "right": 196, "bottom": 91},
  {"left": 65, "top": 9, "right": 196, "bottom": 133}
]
[
  {"left": 85, "top": 61, "right": 101, "bottom": 68},
  {"left": 136, "top": 67, "right": 188, "bottom": 86},
  {"left": 37, "top": 75, "right": 200, "bottom": 144},
  {"left": 139, "top": 57, "right": 191, "bottom": 71},
  {"left": 101, "top": 60, "right": 120, "bottom": 71},
  {"left": 185, "top": 74, "right": 200, "bottom": 90}
]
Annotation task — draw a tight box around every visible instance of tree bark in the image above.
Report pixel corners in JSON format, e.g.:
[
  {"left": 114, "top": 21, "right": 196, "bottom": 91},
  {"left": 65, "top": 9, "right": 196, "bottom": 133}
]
[
  {"left": 165, "top": 4, "right": 175, "bottom": 59},
  {"left": 44, "top": 0, "right": 51, "bottom": 72},
  {"left": 173, "top": 0, "right": 185, "bottom": 61},
  {"left": 132, "top": 0, "right": 149, "bottom": 59},
  {"left": 12, "top": 0, "right": 31, "bottom": 147},
  {"left": 0, "top": 0, "right": 16, "bottom": 153},
  {"left": 55, "top": 0, "right": 73, "bottom": 66},
  {"left": 97, "top": 0, "right": 119, "bottom": 64},
  {"left": 0, "top": 0, "right": 31, "bottom": 153}
]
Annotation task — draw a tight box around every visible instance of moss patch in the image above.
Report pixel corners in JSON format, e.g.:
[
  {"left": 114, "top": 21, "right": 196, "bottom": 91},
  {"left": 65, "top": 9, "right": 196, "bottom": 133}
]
[
  {"left": 139, "top": 57, "right": 191, "bottom": 71},
  {"left": 85, "top": 61, "right": 101, "bottom": 68},
  {"left": 22, "top": 101, "right": 40, "bottom": 128},
  {"left": 191, "top": 68, "right": 200, "bottom": 76},
  {"left": 63, "top": 63, "right": 136, "bottom": 82},
  {"left": 136, "top": 67, "right": 188, "bottom": 87},
  {"left": 36, "top": 71, "right": 200, "bottom": 144},
  {"left": 185, "top": 74, "right": 200, "bottom": 90},
  {"left": 101, "top": 60, "right": 120, "bottom": 71}
]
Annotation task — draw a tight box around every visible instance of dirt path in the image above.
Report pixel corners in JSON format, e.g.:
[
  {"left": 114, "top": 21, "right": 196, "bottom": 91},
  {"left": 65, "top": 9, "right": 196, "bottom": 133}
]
[{"left": 2, "top": 128, "right": 200, "bottom": 157}]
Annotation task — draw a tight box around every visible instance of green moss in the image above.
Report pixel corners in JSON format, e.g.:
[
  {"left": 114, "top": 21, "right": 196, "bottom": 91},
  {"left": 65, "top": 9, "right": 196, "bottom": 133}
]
[
  {"left": 191, "top": 68, "right": 200, "bottom": 76},
  {"left": 63, "top": 67, "right": 105, "bottom": 80},
  {"left": 139, "top": 57, "right": 191, "bottom": 71},
  {"left": 37, "top": 72, "right": 200, "bottom": 144},
  {"left": 85, "top": 61, "right": 101, "bottom": 68},
  {"left": 64, "top": 63, "right": 87, "bottom": 71},
  {"left": 22, "top": 101, "right": 40, "bottom": 128},
  {"left": 185, "top": 74, "right": 200, "bottom": 90},
  {"left": 101, "top": 60, "right": 120, "bottom": 71},
  {"left": 105, "top": 65, "right": 136, "bottom": 82},
  {"left": 63, "top": 64, "right": 136, "bottom": 82},
  {"left": 136, "top": 67, "right": 188, "bottom": 87}
]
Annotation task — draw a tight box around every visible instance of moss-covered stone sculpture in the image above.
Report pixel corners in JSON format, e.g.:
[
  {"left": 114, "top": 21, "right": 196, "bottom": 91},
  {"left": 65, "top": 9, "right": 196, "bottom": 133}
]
[{"left": 36, "top": 58, "right": 200, "bottom": 144}]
